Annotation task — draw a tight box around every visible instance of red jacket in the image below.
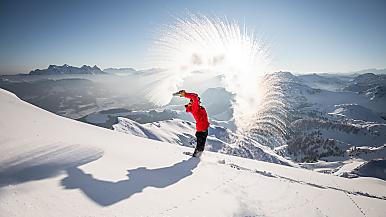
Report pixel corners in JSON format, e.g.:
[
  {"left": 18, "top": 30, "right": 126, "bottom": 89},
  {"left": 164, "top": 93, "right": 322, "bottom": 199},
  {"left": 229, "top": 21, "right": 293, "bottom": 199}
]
[{"left": 184, "top": 92, "right": 210, "bottom": 132}]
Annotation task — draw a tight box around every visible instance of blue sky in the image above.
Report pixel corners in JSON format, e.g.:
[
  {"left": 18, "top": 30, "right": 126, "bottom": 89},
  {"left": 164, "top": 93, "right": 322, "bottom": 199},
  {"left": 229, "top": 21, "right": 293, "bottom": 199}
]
[{"left": 0, "top": 0, "right": 385, "bottom": 74}]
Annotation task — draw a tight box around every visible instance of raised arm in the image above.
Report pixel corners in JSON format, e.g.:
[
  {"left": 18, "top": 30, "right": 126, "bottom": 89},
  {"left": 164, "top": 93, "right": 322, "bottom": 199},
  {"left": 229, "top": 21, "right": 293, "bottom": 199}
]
[{"left": 183, "top": 92, "right": 199, "bottom": 110}]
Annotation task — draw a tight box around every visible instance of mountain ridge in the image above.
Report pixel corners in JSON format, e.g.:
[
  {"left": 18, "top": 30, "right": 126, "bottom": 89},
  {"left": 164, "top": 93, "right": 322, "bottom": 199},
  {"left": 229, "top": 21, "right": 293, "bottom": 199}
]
[{"left": 29, "top": 64, "right": 106, "bottom": 75}]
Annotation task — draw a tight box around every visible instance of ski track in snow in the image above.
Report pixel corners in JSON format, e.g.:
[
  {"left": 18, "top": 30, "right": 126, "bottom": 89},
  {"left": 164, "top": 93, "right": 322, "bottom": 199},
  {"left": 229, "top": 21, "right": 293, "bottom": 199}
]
[
  {"left": 226, "top": 161, "right": 386, "bottom": 201},
  {"left": 157, "top": 156, "right": 385, "bottom": 217},
  {"left": 330, "top": 178, "right": 367, "bottom": 217},
  {"left": 156, "top": 159, "right": 241, "bottom": 216},
  {"left": 231, "top": 165, "right": 323, "bottom": 216},
  {"left": 223, "top": 160, "right": 324, "bottom": 217}
]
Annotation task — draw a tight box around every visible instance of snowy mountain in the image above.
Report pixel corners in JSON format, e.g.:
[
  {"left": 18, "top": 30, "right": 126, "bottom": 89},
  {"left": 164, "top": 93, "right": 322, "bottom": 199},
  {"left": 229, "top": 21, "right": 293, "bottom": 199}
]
[
  {"left": 343, "top": 73, "right": 386, "bottom": 117},
  {"left": 78, "top": 108, "right": 179, "bottom": 129},
  {"left": 200, "top": 87, "right": 234, "bottom": 121},
  {"left": 297, "top": 73, "right": 345, "bottom": 91},
  {"left": 263, "top": 72, "right": 386, "bottom": 177},
  {"left": 351, "top": 68, "right": 386, "bottom": 75},
  {"left": 1, "top": 88, "right": 386, "bottom": 217},
  {"left": 329, "top": 104, "right": 385, "bottom": 123},
  {"left": 344, "top": 73, "right": 386, "bottom": 93},
  {"left": 29, "top": 64, "right": 106, "bottom": 75}
]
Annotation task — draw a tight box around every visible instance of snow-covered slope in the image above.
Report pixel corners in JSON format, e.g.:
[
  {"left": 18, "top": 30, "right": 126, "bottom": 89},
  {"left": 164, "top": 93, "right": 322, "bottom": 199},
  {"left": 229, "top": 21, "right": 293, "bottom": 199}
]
[
  {"left": 329, "top": 104, "right": 385, "bottom": 123},
  {"left": 344, "top": 73, "right": 386, "bottom": 117},
  {"left": 1, "top": 88, "right": 386, "bottom": 217},
  {"left": 200, "top": 87, "right": 234, "bottom": 121},
  {"left": 113, "top": 117, "right": 294, "bottom": 166},
  {"left": 113, "top": 117, "right": 198, "bottom": 147},
  {"left": 78, "top": 108, "right": 178, "bottom": 129},
  {"left": 355, "top": 159, "right": 386, "bottom": 180},
  {"left": 297, "top": 73, "right": 345, "bottom": 91}
]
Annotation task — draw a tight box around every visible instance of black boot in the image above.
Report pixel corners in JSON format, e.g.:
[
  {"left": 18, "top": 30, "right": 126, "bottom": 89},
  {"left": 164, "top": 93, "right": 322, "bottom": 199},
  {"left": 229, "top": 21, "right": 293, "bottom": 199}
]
[{"left": 193, "top": 149, "right": 203, "bottom": 158}]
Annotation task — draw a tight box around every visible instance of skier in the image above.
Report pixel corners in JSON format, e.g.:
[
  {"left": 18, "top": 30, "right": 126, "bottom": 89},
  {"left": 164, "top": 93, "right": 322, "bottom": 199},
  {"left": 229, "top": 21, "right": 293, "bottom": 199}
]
[{"left": 174, "top": 90, "right": 209, "bottom": 157}]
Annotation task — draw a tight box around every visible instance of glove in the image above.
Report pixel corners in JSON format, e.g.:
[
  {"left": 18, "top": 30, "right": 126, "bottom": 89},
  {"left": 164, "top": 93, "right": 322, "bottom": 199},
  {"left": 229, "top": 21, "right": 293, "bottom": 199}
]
[{"left": 173, "top": 90, "right": 186, "bottom": 97}]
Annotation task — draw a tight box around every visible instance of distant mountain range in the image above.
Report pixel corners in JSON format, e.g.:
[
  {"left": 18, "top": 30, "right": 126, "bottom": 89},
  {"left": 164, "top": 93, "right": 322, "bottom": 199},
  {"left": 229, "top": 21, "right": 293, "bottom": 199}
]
[
  {"left": 27, "top": 64, "right": 386, "bottom": 76},
  {"left": 29, "top": 64, "right": 106, "bottom": 75},
  {"left": 27, "top": 64, "right": 165, "bottom": 76}
]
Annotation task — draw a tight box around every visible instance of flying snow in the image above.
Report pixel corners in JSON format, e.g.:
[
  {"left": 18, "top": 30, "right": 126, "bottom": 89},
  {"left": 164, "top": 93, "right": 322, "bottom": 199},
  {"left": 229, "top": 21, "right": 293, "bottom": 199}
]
[{"left": 148, "top": 14, "right": 273, "bottom": 131}]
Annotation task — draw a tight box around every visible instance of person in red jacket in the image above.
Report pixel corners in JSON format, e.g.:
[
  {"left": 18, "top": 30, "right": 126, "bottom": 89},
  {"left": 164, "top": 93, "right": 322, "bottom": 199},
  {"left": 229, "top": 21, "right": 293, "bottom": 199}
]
[{"left": 175, "top": 90, "right": 209, "bottom": 157}]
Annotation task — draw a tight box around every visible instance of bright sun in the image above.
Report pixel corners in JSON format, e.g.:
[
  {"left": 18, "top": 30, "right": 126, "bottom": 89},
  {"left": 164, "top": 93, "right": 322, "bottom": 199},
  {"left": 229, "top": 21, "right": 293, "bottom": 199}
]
[{"left": 148, "top": 14, "right": 273, "bottom": 132}]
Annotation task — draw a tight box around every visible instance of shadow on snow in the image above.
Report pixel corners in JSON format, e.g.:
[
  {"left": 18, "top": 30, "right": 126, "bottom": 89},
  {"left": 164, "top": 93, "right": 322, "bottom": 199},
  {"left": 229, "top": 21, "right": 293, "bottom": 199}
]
[
  {"left": 61, "top": 157, "right": 200, "bottom": 206},
  {"left": 0, "top": 145, "right": 103, "bottom": 188}
]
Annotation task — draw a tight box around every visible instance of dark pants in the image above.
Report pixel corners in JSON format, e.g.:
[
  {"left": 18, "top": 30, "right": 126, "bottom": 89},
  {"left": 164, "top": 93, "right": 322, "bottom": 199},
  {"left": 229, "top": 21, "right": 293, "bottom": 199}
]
[{"left": 195, "top": 130, "right": 208, "bottom": 152}]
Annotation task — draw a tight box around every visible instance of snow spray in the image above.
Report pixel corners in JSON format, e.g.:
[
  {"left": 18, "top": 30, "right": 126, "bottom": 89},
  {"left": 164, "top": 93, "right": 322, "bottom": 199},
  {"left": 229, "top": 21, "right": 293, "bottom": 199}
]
[{"left": 148, "top": 14, "right": 274, "bottom": 133}]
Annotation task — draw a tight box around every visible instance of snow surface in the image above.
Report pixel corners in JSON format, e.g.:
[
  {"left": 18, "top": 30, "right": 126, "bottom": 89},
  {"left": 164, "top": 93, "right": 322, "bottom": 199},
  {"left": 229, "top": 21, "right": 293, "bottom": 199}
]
[
  {"left": 113, "top": 117, "right": 294, "bottom": 166},
  {"left": 356, "top": 160, "right": 386, "bottom": 180},
  {"left": 329, "top": 104, "right": 385, "bottom": 123},
  {"left": 1, "top": 88, "right": 386, "bottom": 217}
]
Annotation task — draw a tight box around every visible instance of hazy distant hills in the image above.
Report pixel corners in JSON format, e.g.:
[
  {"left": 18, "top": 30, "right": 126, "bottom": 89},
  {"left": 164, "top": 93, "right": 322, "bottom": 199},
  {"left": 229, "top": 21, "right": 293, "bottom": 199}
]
[
  {"left": 351, "top": 68, "right": 386, "bottom": 75},
  {"left": 29, "top": 64, "right": 106, "bottom": 75},
  {"left": 103, "top": 67, "right": 137, "bottom": 75}
]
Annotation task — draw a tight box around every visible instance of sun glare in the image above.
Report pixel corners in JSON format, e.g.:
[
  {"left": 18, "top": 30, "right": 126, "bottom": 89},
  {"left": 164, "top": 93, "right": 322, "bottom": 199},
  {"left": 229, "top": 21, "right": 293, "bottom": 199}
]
[{"left": 148, "top": 14, "right": 273, "bottom": 132}]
